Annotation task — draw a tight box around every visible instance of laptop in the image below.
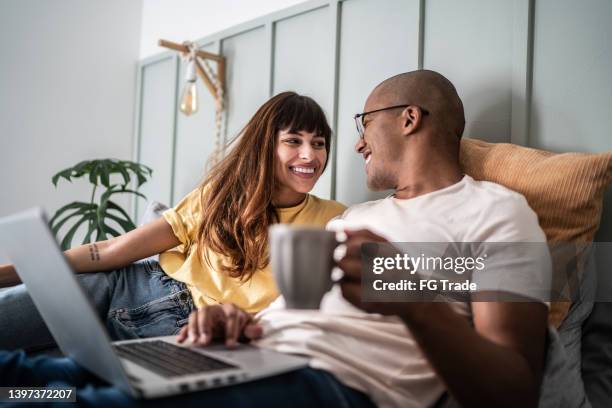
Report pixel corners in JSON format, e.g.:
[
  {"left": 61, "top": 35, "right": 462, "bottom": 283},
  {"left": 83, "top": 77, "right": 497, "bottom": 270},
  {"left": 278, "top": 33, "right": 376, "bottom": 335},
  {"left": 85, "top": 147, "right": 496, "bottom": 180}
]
[{"left": 0, "top": 208, "right": 308, "bottom": 398}]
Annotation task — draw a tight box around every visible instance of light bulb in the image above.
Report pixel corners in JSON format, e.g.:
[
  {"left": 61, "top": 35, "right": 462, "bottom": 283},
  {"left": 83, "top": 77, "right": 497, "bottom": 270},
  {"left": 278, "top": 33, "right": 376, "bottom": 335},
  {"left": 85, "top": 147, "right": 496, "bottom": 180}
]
[{"left": 180, "top": 59, "right": 198, "bottom": 116}]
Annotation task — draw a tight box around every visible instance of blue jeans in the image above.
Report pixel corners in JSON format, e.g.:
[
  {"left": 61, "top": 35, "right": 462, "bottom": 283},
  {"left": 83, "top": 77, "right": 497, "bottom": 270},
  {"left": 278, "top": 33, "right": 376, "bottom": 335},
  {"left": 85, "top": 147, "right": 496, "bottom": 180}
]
[
  {"left": 0, "top": 351, "right": 375, "bottom": 408},
  {"left": 0, "top": 260, "right": 194, "bottom": 351}
]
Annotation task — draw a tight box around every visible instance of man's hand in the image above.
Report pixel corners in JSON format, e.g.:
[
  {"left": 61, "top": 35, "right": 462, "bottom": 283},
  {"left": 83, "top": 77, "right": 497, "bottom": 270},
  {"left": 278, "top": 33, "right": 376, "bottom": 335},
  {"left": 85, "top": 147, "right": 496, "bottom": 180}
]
[
  {"left": 336, "top": 229, "right": 425, "bottom": 316},
  {"left": 176, "top": 304, "right": 263, "bottom": 349}
]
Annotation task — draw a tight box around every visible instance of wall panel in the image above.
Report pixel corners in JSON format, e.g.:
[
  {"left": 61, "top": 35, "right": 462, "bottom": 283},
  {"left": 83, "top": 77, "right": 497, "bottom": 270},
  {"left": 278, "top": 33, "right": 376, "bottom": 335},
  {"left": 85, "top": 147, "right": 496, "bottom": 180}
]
[
  {"left": 335, "top": 0, "right": 420, "bottom": 205},
  {"left": 424, "top": 0, "right": 514, "bottom": 143},
  {"left": 135, "top": 57, "right": 177, "bottom": 220},
  {"left": 530, "top": 0, "right": 612, "bottom": 153},
  {"left": 273, "top": 6, "right": 334, "bottom": 198},
  {"left": 222, "top": 27, "right": 270, "bottom": 144}
]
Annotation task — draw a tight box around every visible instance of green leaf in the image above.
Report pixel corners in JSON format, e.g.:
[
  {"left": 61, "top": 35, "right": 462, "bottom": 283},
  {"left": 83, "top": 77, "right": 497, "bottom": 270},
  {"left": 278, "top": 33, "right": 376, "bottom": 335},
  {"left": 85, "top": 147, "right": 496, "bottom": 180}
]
[
  {"left": 51, "top": 168, "right": 73, "bottom": 187},
  {"left": 89, "top": 161, "right": 100, "bottom": 185},
  {"left": 72, "top": 160, "right": 91, "bottom": 177},
  {"left": 99, "top": 159, "right": 111, "bottom": 188},
  {"left": 51, "top": 208, "right": 87, "bottom": 236},
  {"left": 50, "top": 204, "right": 96, "bottom": 239},
  {"left": 110, "top": 187, "right": 146, "bottom": 200},
  {"left": 96, "top": 185, "right": 121, "bottom": 235},
  {"left": 114, "top": 164, "right": 131, "bottom": 187},
  {"left": 51, "top": 158, "right": 152, "bottom": 245},
  {"left": 95, "top": 224, "right": 106, "bottom": 241},
  {"left": 106, "top": 200, "right": 134, "bottom": 222},
  {"left": 82, "top": 216, "right": 98, "bottom": 244},
  {"left": 49, "top": 201, "right": 91, "bottom": 226},
  {"left": 60, "top": 213, "right": 91, "bottom": 250},
  {"left": 52, "top": 159, "right": 152, "bottom": 189},
  {"left": 99, "top": 187, "right": 146, "bottom": 211},
  {"left": 105, "top": 212, "right": 136, "bottom": 232},
  {"left": 122, "top": 161, "right": 152, "bottom": 187},
  {"left": 102, "top": 222, "right": 121, "bottom": 237},
  {"left": 136, "top": 172, "right": 146, "bottom": 187},
  {"left": 96, "top": 203, "right": 106, "bottom": 238},
  {"left": 99, "top": 185, "right": 118, "bottom": 206}
]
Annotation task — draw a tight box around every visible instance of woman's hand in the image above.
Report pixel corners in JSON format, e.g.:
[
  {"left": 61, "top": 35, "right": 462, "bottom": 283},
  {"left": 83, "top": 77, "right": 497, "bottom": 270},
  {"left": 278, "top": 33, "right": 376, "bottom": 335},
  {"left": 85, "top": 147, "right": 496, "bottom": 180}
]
[
  {"left": 176, "top": 304, "right": 263, "bottom": 348},
  {"left": 0, "top": 264, "right": 20, "bottom": 288}
]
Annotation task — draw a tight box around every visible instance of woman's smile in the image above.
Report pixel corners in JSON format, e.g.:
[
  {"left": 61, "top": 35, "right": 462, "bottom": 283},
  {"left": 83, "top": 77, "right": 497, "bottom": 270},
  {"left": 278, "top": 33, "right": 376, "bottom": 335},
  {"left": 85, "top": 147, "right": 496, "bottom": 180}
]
[{"left": 289, "top": 164, "right": 317, "bottom": 178}]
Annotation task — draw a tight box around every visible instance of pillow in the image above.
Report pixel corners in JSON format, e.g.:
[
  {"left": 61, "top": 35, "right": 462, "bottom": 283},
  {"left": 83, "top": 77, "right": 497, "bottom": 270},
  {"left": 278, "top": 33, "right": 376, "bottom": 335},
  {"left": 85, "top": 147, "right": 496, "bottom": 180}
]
[
  {"left": 137, "top": 201, "right": 170, "bottom": 262},
  {"left": 459, "top": 138, "right": 612, "bottom": 327},
  {"left": 139, "top": 201, "right": 170, "bottom": 226}
]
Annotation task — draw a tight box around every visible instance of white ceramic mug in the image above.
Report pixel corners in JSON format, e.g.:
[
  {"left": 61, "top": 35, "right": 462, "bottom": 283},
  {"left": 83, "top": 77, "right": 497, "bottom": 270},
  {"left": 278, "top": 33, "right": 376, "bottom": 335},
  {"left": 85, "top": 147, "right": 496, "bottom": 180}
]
[{"left": 269, "top": 224, "right": 337, "bottom": 309}]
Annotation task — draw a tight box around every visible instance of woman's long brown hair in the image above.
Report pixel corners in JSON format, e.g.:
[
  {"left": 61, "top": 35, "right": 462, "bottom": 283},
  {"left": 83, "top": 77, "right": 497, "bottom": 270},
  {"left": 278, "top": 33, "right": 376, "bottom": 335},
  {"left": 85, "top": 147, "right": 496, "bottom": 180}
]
[{"left": 195, "top": 92, "right": 332, "bottom": 281}]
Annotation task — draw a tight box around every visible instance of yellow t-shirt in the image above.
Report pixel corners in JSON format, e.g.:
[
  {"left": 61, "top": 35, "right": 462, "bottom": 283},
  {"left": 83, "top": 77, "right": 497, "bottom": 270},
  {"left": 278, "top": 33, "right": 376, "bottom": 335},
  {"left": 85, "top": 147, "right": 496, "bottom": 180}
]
[{"left": 160, "top": 189, "right": 346, "bottom": 313}]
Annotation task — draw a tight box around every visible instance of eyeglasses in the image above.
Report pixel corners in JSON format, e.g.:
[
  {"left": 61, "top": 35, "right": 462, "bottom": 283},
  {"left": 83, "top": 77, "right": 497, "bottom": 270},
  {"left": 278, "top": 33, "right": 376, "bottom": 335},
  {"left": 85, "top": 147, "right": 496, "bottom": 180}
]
[{"left": 353, "top": 104, "right": 429, "bottom": 139}]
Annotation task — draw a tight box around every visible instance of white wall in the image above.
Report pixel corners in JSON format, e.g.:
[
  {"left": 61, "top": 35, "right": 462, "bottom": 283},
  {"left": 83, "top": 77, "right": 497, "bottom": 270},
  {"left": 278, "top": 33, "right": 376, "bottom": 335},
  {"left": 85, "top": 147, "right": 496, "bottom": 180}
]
[
  {"left": 0, "top": 0, "right": 142, "bottom": 224},
  {"left": 139, "top": 0, "right": 306, "bottom": 59}
]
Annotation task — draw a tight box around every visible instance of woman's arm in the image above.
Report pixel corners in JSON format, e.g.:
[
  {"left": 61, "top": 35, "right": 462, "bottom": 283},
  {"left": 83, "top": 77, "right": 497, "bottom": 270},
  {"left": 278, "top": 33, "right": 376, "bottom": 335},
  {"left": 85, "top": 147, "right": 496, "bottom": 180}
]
[
  {"left": 0, "top": 264, "right": 19, "bottom": 287},
  {"left": 65, "top": 217, "right": 181, "bottom": 273},
  {"left": 0, "top": 218, "right": 181, "bottom": 288}
]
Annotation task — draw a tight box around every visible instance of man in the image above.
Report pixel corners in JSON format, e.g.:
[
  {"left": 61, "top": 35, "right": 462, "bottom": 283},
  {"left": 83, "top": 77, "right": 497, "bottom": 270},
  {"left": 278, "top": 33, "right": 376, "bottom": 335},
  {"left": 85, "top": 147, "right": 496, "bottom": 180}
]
[{"left": 0, "top": 70, "right": 549, "bottom": 407}]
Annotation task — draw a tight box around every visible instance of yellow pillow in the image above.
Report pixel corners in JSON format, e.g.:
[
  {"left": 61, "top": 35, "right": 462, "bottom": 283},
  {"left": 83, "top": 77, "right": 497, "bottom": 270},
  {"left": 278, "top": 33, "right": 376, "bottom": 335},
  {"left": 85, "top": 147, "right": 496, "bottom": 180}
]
[{"left": 460, "top": 138, "right": 612, "bottom": 327}]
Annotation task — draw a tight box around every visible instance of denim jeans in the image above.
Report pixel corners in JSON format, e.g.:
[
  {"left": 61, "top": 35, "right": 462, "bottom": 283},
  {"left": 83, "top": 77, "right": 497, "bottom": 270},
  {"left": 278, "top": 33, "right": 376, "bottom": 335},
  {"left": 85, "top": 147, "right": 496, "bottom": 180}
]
[
  {"left": 0, "top": 350, "right": 375, "bottom": 408},
  {"left": 0, "top": 260, "right": 194, "bottom": 351}
]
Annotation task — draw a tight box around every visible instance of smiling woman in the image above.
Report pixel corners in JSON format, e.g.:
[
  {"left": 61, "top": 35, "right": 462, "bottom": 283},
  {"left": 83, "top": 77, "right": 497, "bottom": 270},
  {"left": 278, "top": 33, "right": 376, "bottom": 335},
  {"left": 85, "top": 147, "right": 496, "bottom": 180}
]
[
  {"left": 194, "top": 92, "right": 345, "bottom": 284},
  {"left": 274, "top": 129, "right": 328, "bottom": 207},
  {"left": 0, "top": 92, "right": 346, "bottom": 352}
]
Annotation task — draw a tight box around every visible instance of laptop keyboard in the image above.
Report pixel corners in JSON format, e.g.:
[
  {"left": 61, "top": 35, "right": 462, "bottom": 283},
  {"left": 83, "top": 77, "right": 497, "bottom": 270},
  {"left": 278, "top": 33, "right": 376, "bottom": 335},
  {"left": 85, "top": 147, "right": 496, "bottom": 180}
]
[{"left": 114, "top": 340, "right": 238, "bottom": 378}]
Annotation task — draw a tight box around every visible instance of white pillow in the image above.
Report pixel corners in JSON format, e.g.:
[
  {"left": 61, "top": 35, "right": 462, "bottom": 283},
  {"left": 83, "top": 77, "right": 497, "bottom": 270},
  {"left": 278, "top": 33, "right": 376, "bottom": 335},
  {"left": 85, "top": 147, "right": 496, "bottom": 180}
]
[{"left": 137, "top": 201, "right": 169, "bottom": 262}]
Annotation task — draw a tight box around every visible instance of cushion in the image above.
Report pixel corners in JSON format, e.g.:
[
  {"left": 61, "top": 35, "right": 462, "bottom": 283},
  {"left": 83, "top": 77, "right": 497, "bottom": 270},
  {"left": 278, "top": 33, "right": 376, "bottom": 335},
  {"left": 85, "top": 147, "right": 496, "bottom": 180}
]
[
  {"left": 539, "top": 326, "right": 591, "bottom": 407},
  {"left": 459, "top": 138, "right": 612, "bottom": 327},
  {"left": 582, "top": 302, "right": 612, "bottom": 407},
  {"left": 581, "top": 205, "right": 612, "bottom": 408},
  {"left": 139, "top": 201, "right": 169, "bottom": 226},
  {"left": 137, "top": 201, "right": 170, "bottom": 262}
]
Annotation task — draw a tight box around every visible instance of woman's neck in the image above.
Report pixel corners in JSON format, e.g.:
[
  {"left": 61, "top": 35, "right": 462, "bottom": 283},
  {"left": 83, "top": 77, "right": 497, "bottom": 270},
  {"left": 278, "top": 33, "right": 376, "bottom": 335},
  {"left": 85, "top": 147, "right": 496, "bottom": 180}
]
[{"left": 273, "top": 188, "right": 307, "bottom": 208}]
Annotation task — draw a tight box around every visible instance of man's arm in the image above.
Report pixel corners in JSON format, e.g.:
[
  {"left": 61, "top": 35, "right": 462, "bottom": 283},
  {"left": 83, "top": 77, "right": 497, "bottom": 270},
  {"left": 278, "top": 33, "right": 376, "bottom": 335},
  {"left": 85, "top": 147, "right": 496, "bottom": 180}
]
[
  {"left": 338, "top": 229, "right": 547, "bottom": 408},
  {"left": 400, "top": 301, "right": 546, "bottom": 408}
]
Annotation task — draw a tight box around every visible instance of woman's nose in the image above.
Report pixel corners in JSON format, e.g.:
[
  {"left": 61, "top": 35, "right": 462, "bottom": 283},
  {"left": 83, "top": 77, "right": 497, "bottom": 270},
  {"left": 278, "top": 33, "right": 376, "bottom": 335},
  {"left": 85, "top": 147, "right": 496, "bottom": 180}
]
[{"left": 299, "top": 145, "right": 315, "bottom": 160}]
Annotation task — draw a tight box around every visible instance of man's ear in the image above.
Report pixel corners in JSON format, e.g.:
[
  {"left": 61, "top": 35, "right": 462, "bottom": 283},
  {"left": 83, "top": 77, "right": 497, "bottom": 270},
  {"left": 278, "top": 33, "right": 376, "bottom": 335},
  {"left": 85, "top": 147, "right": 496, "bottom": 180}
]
[{"left": 401, "top": 106, "right": 423, "bottom": 135}]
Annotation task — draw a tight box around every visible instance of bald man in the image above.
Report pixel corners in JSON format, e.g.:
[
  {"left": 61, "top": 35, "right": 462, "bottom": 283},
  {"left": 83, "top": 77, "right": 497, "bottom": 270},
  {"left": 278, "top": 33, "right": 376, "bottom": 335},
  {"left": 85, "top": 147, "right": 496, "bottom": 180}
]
[
  {"left": 0, "top": 71, "right": 549, "bottom": 408},
  {"left": 331, "top": 70, "right": 549, "bottom": 406}
]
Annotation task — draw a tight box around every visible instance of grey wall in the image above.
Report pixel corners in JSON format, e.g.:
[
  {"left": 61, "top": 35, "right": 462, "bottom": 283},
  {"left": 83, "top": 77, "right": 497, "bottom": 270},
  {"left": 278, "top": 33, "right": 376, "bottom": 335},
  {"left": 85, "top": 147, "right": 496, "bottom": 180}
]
[
  {"left": 0, "top": 0, "right": 143, "bottom": 228},
  {"left": 530, "top": 0, "right": 612, "bottom": 153},
  {"left": 273, "top": 5, "right": 335, "bottom": 199},
  {"left": 336, "top": 0, "right": 420, "bottom": 204},
  {"left": 134, "top": 0, "right": 612, "bottom": 218},
  {"left": 424, "top": 0, "right": 514, "bottom": 143},
  {"left": 135, "top": 55, "right": 178, "bottom": 220}
]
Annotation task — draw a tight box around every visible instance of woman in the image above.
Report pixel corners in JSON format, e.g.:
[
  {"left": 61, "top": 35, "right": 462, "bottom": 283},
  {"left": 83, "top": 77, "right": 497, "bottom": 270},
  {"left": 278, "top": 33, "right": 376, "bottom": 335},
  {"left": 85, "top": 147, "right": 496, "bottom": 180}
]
[{"left": 0, "top": 92, "right": 346, "bottom": 351}]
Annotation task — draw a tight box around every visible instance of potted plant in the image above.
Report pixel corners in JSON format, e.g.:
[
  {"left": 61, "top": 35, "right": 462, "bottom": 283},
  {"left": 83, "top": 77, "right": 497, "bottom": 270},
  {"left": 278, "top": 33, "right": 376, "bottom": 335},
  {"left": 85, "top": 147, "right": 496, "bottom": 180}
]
[{"left": 49, "top": 159, "right": 153, "bottom": 249}]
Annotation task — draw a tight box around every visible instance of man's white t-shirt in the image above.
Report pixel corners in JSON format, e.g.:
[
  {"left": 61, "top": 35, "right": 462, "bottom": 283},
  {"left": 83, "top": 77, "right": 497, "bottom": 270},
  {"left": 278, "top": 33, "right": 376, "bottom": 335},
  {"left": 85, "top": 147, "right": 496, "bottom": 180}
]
[{"left": 256, "top": 175, "right": 550, "bottom": 408}]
